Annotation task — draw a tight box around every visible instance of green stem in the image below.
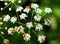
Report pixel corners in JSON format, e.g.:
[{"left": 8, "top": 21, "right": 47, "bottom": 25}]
[
  {"left": 3, "top": 2, "right": 12, "bottom": 10},
  {"left": 16, "top": 13, "right": 20, "bottom": 22},
  {"left": 0, "top": 34, "right": 4, "bottom": 40},
  {"left": 14, "top": 3, "right": 20, "bottom": 22},
  {"left": 31, "top": 30, "right": 38, "bottom": 36},
  {"left": 16, "top": 22, "right": 26, "bottom": 26},
  {"left": 11, "top": 3, "right": 13, "bottom": 9},
  {"left": 31, "top": 9, "right": 34, "bottom": 21},
  {"left": 28, "top": 29, "right": 30, "bottom": 44},
  {"left": 25, "top": 41, "right": 28, "bottom": 44},
  {"left": 28, "top": 29, "right": 30, "bottom": 34}
]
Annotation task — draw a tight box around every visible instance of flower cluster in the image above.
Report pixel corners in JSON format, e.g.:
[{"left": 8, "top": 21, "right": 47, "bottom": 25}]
[{"left": 0, "top": 0, "right": 52, "bottom": 44}]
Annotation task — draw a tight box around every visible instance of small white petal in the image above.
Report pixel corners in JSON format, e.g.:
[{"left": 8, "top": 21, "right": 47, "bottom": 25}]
[
  {"left": 0, "top": 0, "right": 3, "bottom": 1},
  {"left": 23, "top": 33, "right": 31, "bottom": 41},
  {"left": 9, "top": 0, "right": 15, "bottom": 3},
  {"left": 16, "top": 6, "right": 23, "bottom": 12},
  {"left": 38, "top": 35, "right": 46, "bottom": 43},
  {"left": 18, "top": 0, "right": 21, "bottom": 3},
  {"left": 5, "top": 27, "right": 8, "bottom": 30},
  {"left": 9, "top": 8, "right": 11, "bottom": 11},
  {"left": 16, "top": 26, "right": 24, "bottom": 33},
  {"left": 45, "top": 7, "right": 52, "bottom": 14},
  {"left": 19, "top": 13, "right": 28, "bottom": 19},
  {"left": 0, "top": 22, "right": 3, "bottom": 25},
  {"left": 23, "top": 7, "right": 30, "bottom": 13},
  {"left": 26, "top": 22, "right": 33, "bottom": 29},
  {"left": 0, "top": 8, "right": 3, "bottom": 11},
  {"left": 8, "top": 28, "right": 14, "bottom": 35},
  {"left": 35, "top": 8, "right": 42, "bottom": 14},
  {"left": 3, "top": 15, "right": 10, "bottom": 22},
  {"left": 3, "top": 39, "right": 9, "bottom": 44},
  {"left": 1, "top": 32, "right": 4, "bottom": 34},
  {"left": 34, "top": 14, "right": 41, "bottom": 21},
  {"left": 31, "top": 3, "right": 39, "bottom": 9},
  {"left": 10, "top": 17, "right": 17, "bottom": 24},
  {"left": 4, "top": 2, "right": 8, "bottom": 5},
  {"left": 44, "top": 18, "right": 51, "bottom": 26},
  {"left": 35, "top": 23, "right": 43, "bottom": 31}
]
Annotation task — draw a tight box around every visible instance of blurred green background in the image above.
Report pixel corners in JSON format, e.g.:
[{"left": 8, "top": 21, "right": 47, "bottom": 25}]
[{"left": 39, "top": 0, "right": 60, "bottom": 44}]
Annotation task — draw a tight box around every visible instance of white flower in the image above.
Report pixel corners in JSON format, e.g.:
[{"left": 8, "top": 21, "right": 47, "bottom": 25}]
[
  {"left": 44, "top": 18, "right": 51, "bottom": 26},
  {"left": 31, "top": 3, "right": 39, "bottom": 9},
  {"left": 38, "top": 35, "right": 46, "bottom": 43},
  {"left": 0, "top": 8, "right": 3, "bottom": 11},
  {"left": 35, "top": 23, "right": 43, "bottom": 31},
  {"left": 0, "top": 0, "right": 3, "bottom": 1},
  {"left": 18, "top": 0, "right": 21, "bottom": 3},
  {"left": 0, "top": 22, "right": 3, "bottom": 25},
  {"left": 19, "top": 13, "right": 28, "bottom": 19},
  {"left": 23, "top": 7, "right": 30, "bottom": 13},
  {"left": 35, "top": 8, "right": 42, "bottom": 14},
  {"left": 11, "top": 0, "right": 14, "bottom": 3},
  {"left": 3, "top": 15, "right": 10, "bottom": 22},
  {"left": 16, "top": 26, "right": 24, "bottom": 33},
  {"left": 1, "top": 32, "right": 4, "bottom": 35},
  {"left": 23, "top": 33, "right": 31, "bottom": 41},
  {"left": 9, "top": 8, "right": 11, "bottom": 11},
  {"left": 9, "top": 0, "right": 15, "bottom": 3},
  {"left": 3, "top": 39, "right": 9, "bottom": 44},
  {"left": 4, "top": 2, "right": 8, "bottom": 5},
  {"left": 10, "top": 17, "right": 17, "bottom": 24},
  {"left": 26, "top": 22, "right": 33, "bottom": 29},
  {"left": 45, "top": 7, "right": 52, "bottom": 14},
  {"left": 34, "top": 14, "right": 41, "bottom": 21},
  {"left": 5, "top": 27, "right": 8, "bottom": 30},
  {"left": 16, "top": 6, "right": 23, "bottom": 12},
  {"left": 8, "top": 28, "right": 14, "bottom": 35}
]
